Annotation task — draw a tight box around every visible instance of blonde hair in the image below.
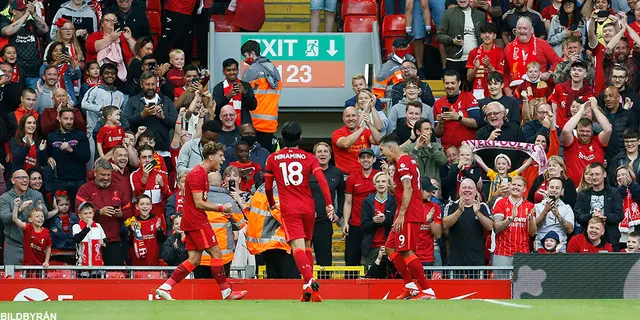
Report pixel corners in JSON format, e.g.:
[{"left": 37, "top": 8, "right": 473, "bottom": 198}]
[
  {"left": 545, "top": 156, "right": 568, "bottom": 180},
  {"left": 511, "top": 175, "right": 527, "bottom": 185},
  {"left": 169, "top": 49, "right": 184, "bottom": 59},
  {"left": 223, "top": 166, "right": 240, "bottom": 179},
  {"left": 55, "top": 21, "right": 84, "bottom": 61},
  {"left": 577, "top": 166, "right": 592, "bottom": 192},
  {"left": 313, "top": 142, "right": 332, "bottom": 154},
  {"left": 527, "top": 62, "right": 541, "bottom": 70}
]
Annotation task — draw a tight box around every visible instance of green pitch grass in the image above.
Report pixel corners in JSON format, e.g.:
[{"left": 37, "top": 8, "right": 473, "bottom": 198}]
[{"left": 2, "top": 300, "right": 640, "bottom": 320}]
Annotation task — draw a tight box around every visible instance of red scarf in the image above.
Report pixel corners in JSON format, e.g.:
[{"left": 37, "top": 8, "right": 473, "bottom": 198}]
[
  {"left": 129, "top": 218, "right": 148, "bottom": 259},
  {"left": 620, "top": 189, "right": 640, "bottom": 232},
  {"left": 510, "top": 37, "right": 539, "bottom": 83},
  {"left": 60, "top": 213, "right": 71, "bottom": 233},
  {"left": 86, "top": 77, "right": 102, "bottom": 88},
  {"left": 176, "top": 193, "right": 184, "bottom": 214},
  {"left": 90, "top": 0, "right": 102, "bottom": 25},
  {"left": 471, "top": 44, "right": 499, "bottom": 95},
  {"left": 11, "top": 64, "right": 20, "bottom": 83},
  {"left": 78, "top": 220, "right": 104, "bottom": 266},
  {"left": 23, "top": 141, "right": 37, "bottom": 171},
  {"left": 57, "top": 63, "right": 69, "bottom": 90},
  {"left": 223, "top": 79, "right": 242, "bottom": 126}
]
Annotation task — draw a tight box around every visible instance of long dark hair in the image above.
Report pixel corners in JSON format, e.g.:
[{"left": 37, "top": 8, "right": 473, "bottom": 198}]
[
  {"left": 559, "top": 0, "right": 581, "bottom": 29},
  {"left": 45, "top": 41, "right": 65, "bottom": 64},
  {"left": 15, "top": 114, "right": 38, "bottom": 144}
]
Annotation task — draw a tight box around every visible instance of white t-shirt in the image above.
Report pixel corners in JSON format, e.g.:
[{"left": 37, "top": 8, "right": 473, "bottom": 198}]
[{"left": 450, "top": 8, "right": 478, "bottom": 62}]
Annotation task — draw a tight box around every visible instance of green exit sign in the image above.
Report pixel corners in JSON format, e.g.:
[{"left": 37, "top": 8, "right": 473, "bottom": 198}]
[{"left": 240, "top": 35, "right": 345, "bottom": 61}]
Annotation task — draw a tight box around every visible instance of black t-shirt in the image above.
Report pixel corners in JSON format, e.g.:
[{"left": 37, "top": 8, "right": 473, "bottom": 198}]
[
  {"left": 393, "top": 120, "right": 414, "bottom": 145},
  {"left": 0, "top": 17, "right": 42, "bottom": 78},
  {"left": 502, "top": 10, "right": 546, "bottom": 41},
  {"left": 0, "top": 82, "right": 23, "bottom": 119},
  {"left": 445, "top": 201, "right": 492, "bottom": 266},
  {"left": 218, "top": 127, "right": 240, "bottom": 147}
]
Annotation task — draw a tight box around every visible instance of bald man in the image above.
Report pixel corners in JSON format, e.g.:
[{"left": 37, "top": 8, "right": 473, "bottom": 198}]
[
  {"left": 331, "top": 107, "right": 382, "bottom": 175},
  {"left": 0, "top": 169, "right": 46, "bottom": 265},
  {"left": 602, "top": 86, "right": 637, "bottom": 165},
  {"left": 442, "top": 178, "right": 493, "bottom": 271},
  {"left": 40, "top": 90, "right": 87, "bottom": 136},
  {"left": 218, "top": 105, "right": 240, "bottom": 147}
]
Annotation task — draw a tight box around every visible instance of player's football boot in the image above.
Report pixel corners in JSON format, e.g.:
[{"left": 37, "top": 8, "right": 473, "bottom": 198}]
[
  {"left": 155, "top": 288, "right": 174, "bottom": 300},
  {"left": 395, "top": 289, "right": 414, "bottom": 300},
  {"left": 301, "top": 287, "right": 313, "bottom": 302},
  {"left": 224, "top": 290, "right": 248, "bottom": 300},
  {"left": 310, "top": 291, "right": 323, "bottom": 303},
  {"left": 411, "top": 288, "right": 436, "bottom": 300}
]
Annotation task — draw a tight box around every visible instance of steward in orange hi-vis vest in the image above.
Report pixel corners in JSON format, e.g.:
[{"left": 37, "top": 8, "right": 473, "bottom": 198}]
[
  {"left": 200, "top": 186, "right": 247, "bottom": 266},
  {"left": 245, "top": 183, "right": 290, "bottom": 255}
]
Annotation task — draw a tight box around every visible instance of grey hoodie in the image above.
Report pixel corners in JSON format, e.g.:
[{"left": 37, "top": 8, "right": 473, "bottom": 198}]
[
  {"left": 386, "top": 97, "right": 434, "bottom": 133},
  {"left": 50, "top": 1, "right": 98, "bottom": 40},
  {"left": 81, "top": 84, "right": 127, "bottom": 136},
  {"left": 0, "top": 188, "right": 45, "bottom": 265}
]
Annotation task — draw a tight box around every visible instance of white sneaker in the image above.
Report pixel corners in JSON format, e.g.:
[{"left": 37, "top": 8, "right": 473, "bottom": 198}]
[{"left": 155, "top": 288, "right": 174, "bottom": 300}]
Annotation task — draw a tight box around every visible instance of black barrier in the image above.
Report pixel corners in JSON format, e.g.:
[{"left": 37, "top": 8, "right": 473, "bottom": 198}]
[{"left": 513, "top": 253, "right": 640, "bottom": 299}]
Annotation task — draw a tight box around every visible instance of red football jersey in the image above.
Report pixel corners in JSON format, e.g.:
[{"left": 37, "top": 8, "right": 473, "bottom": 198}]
[
  {"left": 493, "top": 197, "right": 535, "bottom": 257},
  {"left": 592, "top": 43, "right": 606, "bottom": 95},
  {"left": 180, "top": 164, "right": 210, "bottom": 231},
  {"left": 393, "top": 155, "right": 424, "bottom": 223},
  {"left": 265, "top": 147, "right": 322, "bottom": 216},
  {"left": 129, "top": 215, "right": 162, "bottom": 266},
  {"left": 96, "top": 125, "right": 125, "bottom": 155},
  {"left": 567, "top": 233, "right": 613, "bottom": 253},
  {"left": 564, "top": 135, "right": 606, "bottom": 185},
  {"left": 466, "top": 45, "right": 505, "bottom": 98},
  {"left": 345, "top": 169, "right": 379, "bottom": 226},
  {"left": 432, "top": 92, "right": 480, "bottom": 150},
  {"left": 416, "top": 201, "right": 442, "bottom": 263},
  {"left": 22, "top": 223, "right": 52, "bottom": 265}
]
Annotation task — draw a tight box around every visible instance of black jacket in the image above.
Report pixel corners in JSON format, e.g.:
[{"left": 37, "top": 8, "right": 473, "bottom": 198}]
[
  {"left": 608, "top": 151, "right": 640, "bottom": 185},
  {"left": 46, "top": 128, "right": 91, "bottom": 181},
  {"left": 122, "top": 93, "right": 178, "bottom": 152},
  {"left": 162, "top": 233, "right": 188, "bottom": 266},
  {"left": 574, "top": 185, "right": 624, "bottom": 248},
  {"left": 476, "top": 121, "right": 525, "bottom": 168},
  {"left": 603, "top": 107, "right": 637, "bottom": 164},
  {"left": 9, "top": 137, "right": 48, "bottom": 175},
  {"left": 309, "top": 165, "right": 345, "bottom": 222},
  {"left": 107, "top": 5, "right": 151, "bottom": 40},
  {"left": 527, "top": 175, "right": 577, "bottom": 208},
  {"left": 360, "top": 194, "right": 396, "bottom": 254},
  {"left": 212, "top": 80, "right": 257, "bottom": 125}
]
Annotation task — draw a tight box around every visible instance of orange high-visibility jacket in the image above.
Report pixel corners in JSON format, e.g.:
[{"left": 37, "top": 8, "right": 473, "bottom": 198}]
[
  {"left": 245, "top": 183, "right": 290, "bottom": 255},
  {"left": 200, "top": 190, "right": 247, "bottom": 266},
  {"left": 242, "top": 56, "right": 282, "bottom": 134}
]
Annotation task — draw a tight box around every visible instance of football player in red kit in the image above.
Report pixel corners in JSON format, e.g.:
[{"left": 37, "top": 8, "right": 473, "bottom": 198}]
[
  {"left": 265, "top": 122, "right": 335, "bottom": 303},
  {"left": 379, "top": 134, "right": 436, "bottom": 300},
  {"left": 156, "top": 142, "right": 247, "bottom": 300}
]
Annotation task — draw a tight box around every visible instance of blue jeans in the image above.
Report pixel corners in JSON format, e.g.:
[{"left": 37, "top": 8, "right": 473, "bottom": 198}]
[
  {"left": 428, "top": 0, "right": 445, "bottom": 29},
  {"left": 385, "top": 0, "right": 406, "bottom": 14},
  {"left": 310, "top": 0, "right": 337, "bottom": 12},
  {"left": 410, "top": 0, "right": 445, "bottom": 39}
]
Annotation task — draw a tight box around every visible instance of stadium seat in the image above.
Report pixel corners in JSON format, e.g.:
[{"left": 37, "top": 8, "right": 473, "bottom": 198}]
[
  {"left": 211, "top": 15, "right": 239, "bottom": 32},
  {"left": 341, "top": 0, "right": 378, "bottom": 19},
  {"left": 46, "top": 270, "right": 72, "bottom": 279},
  {"left": 146, "top": 11, "right": 162, "bottom": 45},
  {"left": 133, "top": 271, "right": 163, "bottom": 279},
  {"left": 343, "top": 16, "right": 377, "bottom": 32},
  {"left": 105, "top": 271, "right": 126, "bottom": 279},
  {"left": 382, "top": 14, "right": 406, "bottom": 37},
  {"left": 146, "top": 0, "right": 161, "bottom": 11}
]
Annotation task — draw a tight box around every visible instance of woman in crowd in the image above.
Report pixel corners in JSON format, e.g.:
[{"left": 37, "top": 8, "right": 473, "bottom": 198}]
[
  {"left": 577, "top": 165, "right": 593, "bottom": 192},
  {"left": 127, "top": 37, "right": 154, "bottom": 86},
  {"left": 40, "top": 41, "right": 82, "bottom": 105},
  {"left": 521, "top": 130, "right": 560, "bottom": 193},
  {"left": 85, "top": 12, "right": 136, "bottom": 85},
  {"left": 355, "top": 89, "right": 385, "bottom": 134},
  {"left": 615, "top": 166, "right": 640, "bottom": 246},
  {"left": 10, "top": 115, "right": 47, "bottom": 175},
  {"left": 548, "top": 0, "right": 587, "bottom": 56},
  {"left": 1, "top": 45, "right": 24, "bottom": 87},
  {"left": 528, "top": 155, "right": 577, "bottom": 207},
  {"left": 27, "top": 168, "right": 52, "bottom": 209},
  {"left": 45, "top": 18, "right": 86, "bottom": 69}
]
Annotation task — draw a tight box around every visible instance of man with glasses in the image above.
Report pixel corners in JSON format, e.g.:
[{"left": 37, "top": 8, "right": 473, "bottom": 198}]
[
  {"left": 390, "top": 60, "right": 435, "bottom": 106},
  {"left": 603, "top": 39, "right": 639, "bottom": 91},
  {"left": 217, "top": 105, "right": 240, "bottom": 147},
  {"left": 601, "top": 86, "right": 637, "bottom": 165},
  {"left": 372, "top": 38, "right": 415, "bottom": 99},
  {"left": 522, "top": 103, "right": 558, "bottom": 143},
  {"left": 476, "top": 102, "right": 525, "bottom": 169},
  {"left": 598, "top": 65, "right": 640, "bottom": 123},
  {"left": 0, "top": 169, "right": 46, "bottom": 265},
  {"left": 609, "top": 129, "right": 640, "bottom": 185}
]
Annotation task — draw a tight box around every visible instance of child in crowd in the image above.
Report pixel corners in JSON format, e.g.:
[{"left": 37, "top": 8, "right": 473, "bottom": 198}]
[
  {"left": 536, "top": 231, "right": 561, "bottom": 254},
  {"left": 229, "top": 141, "right": 262, "bottom": 193},
  {"left": 515, "top": 62, "right": 551, "bottom": 101},
  {"left": 443, "top": 144, "right": 481, "bottom": 201},
  {"left": 126, "top": 195, "right": 166, "bottom": 266},
  {"left": 12, "top": 198, "right": 51, "bottom": 268},
  {"left": 73, "top": 202, "right": 106, "bottom": 266},
  {"left": 49, "top": 191, "right": 79, "bottom": 250},
  {"left": 131, "top": 145, "right": 171, "bottom": 230},
  {"left": 80, "top": 60, "right": 101, "bottom": 99},
  {"left": 474, "top": 153, "right": 533, "bottom": 200},
  {"left": 162, "top": 216, "right": 188, "bottom": 266},
  {"left": 136, "top": 129, "right": 168, "bottom": 172},
  {"left": 623, "top": 232, "right": 640, "bottom": 253},
  {"left": 166, "top": 49, "right": 186, "bottom": 88},
  {"left": 166, "top": 171, "right": 187, "bottom": 235},
  {"left": 96, "top": 105, "right": 125, "bottom": 158}
]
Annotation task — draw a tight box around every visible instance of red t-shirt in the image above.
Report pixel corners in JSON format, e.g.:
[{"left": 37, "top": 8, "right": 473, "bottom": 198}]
[
  {"left": 393, "top": 155, "right": 424, "bottom": 223},
  {"left": 265, "top": 147, "right": 322, "bottom": 216},
  {"left": 229, "top": 161, "right": 263, "bottom": 192},
  {"left": 371, "top": 198, "right": 388, "bottom": 248},
  {"left": 130, "top": 215, "right": 162, "bottom": 266},
  {"left": 166, "top": 68, "right": 185, "bottom": 89},
  {"left": 24, "top": 143, "right": 37, "bottom": 171},
  {"left": 541, "top": 5, "right": 559, "bottom": 21},
  {"left": 466, "top": 45, "right": 505, "bottom": 98},
  {"left": 345, "top": 169, "right": 379, "bottom": 226},
  {"left": 432, "top": 92, "right": 479, "bottom": 150},
  {"left": 549, "top": 83, "right": 594, "bottom": 128},
  {"left": 493, "top": 197, "right": 535, "bottom": 257},
  {"left": 416, "top": 201, "right": 442, "bottom": 263},
  {"left": 165, "top": 0, "right": 197, "bottom": 15},
  {"left": 567, "top": 233, "right": 613, "bottom": 253},
  {"left": 21, "top": 223, "right": 52, "bottom": 265},
  {"left": 564, "top": 135, "right": 606, "bottom": 185},
  {"left": 591, "top": 43, "right": 606, "bottom": 95},
  {"left": 96, "top": 125, "right": 125, "bottom": 155},
  {"left": 331, "top": 126, "right": 372, "bottom": 175},
  {"left": 180, "top": 164, "right": 210, "bottom": 231}
]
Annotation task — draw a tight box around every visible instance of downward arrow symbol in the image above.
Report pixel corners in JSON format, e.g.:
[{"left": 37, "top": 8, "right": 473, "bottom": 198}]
[{"left": 327, "top": 39, "right": 338, "bottom": 56}]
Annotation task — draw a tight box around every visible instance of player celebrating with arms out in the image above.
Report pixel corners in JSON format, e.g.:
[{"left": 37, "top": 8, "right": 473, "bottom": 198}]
[
  {"left": 379, "top": 133, "right": 436, "bottom": 300},
  {"left": 156, "top": 142, "right": 247, "bottom": 300},
  {"left": 265, "top": 122, "right": 335, "bottom": 302}
]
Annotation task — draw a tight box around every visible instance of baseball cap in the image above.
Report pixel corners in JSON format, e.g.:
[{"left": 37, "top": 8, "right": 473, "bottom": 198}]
[
  {"left": 12, "top": 0, "right": 28, "bottom": 10},
  {"left": 358, "top": 148, "right": 375, "bottom": 157},
  {"left": 393, "top": 38, "right": 408, "bottom": 48},
  {"left": 421, "top": 177, "right": 438, "bottom": 192},
  {"left": 570, "top": 59, "right": 587, "bottom": 69}
]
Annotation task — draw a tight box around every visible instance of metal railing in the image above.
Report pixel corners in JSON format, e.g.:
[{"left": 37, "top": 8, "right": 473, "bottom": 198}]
[{"left": 0, "top": 265, "right": 513, "bottom": 280}]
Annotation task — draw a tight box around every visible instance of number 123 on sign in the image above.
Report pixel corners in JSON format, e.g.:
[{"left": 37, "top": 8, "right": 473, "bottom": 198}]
[{"left": 274, "top": 61, "right": 345, "bottom": 88}]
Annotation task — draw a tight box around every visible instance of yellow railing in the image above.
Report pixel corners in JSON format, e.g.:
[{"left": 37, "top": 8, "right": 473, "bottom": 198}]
[{"left": 257, "top": 265, "right": 365, "bottom": 279}]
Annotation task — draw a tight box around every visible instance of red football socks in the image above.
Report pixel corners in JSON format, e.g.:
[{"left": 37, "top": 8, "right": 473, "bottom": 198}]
[
  {"left": 305, "top": 248, "right": 314, "bottom": 270},
  {"left": 211, "top": 258, "right": 230, "bottom": 291},
  {"left": 405, "top": 254, "right": 430, "bottom": 290},
  {"left": 388, "top": 251, "right": 414, "bottom": 284},
  {"left": 293, "top": 248, "right": 313, "bottom": 283},
  {"left": 166, "top": 260, "right": 196, "bottom": 288}
]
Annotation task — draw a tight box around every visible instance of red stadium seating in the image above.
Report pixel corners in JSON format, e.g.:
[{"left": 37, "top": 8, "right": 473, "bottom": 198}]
[
  {"left": 343, "top": 16, "right": 377, "bottom": 32},
  {"left": 104, "top": 272, "right": 126, "bottom": 279},
  {"left": 146, "top": 11, "right": 162, "bottom": 45},
  {"left": 341, "top": 0, "right": 378, "bottom": 19},
  {"left": 133, "top": 271, "right": 163, "bottom": 279},
  {"left": 211, "top": 15, "right": 239, "bottom": 32},
  {"left": 382, "top": 14, "right": 410, "bottom": 55},
  {"left": 146, "top": 0, "right": 162, "bottom": 12},
  {"left": 46, "top": 270, "right": 73, "bottom": 279}
]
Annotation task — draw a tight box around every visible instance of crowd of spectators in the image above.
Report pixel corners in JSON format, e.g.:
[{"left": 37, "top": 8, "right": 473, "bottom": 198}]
[{"left": 1, "top": 0, "right": 640, "bottom": 282}]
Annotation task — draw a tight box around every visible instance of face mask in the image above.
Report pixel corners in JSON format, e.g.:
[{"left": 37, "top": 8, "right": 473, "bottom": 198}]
[
  {"left": 395, "top": 48, "right": 409, "bottom": 59},
  {"left": 244, "top": 57, "right": 255, "bottom": 65},
  {"left": 242, "top": 135, "right": 256, "bottom": 146}
]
